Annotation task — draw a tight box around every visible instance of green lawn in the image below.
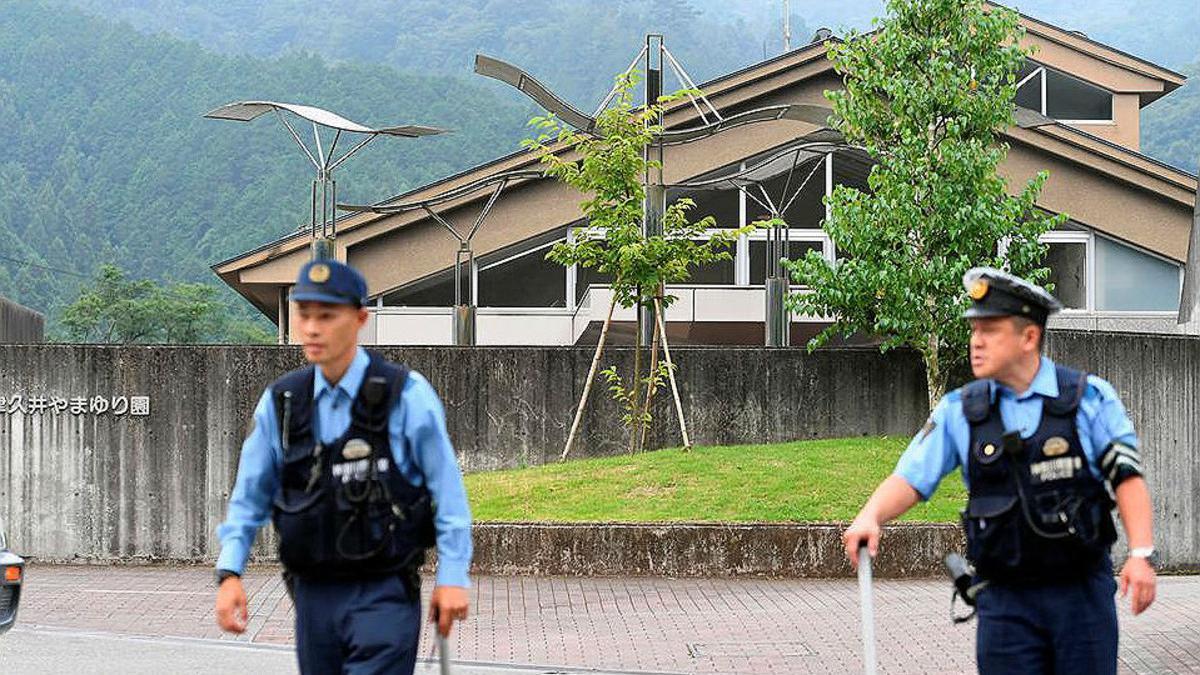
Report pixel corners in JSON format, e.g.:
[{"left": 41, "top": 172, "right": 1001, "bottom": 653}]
[{"left": 465, "top": 437, "right": 966, "bottom": 523}]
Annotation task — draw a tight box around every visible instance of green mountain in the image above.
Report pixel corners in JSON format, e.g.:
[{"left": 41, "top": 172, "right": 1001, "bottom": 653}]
[
  {"left": 1, "top": 1, "right": 1194, "bottom": 341},
  {"left": 1143, "top": 63, "right": 1200, "bottom": 174},
  {"left": 56, "top": 0, "right": 789, "bottom": 110},
  {"left": 0, "top": 2, "right": 529, "bottom": 329},
  {"left": 56, "top": 0, "right": 1197, "bottom": 175}
]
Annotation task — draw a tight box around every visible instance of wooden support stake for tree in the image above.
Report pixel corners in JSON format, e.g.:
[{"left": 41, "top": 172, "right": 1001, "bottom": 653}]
[
  {"left": 655, "top": 297, "right": 691, "bottom": 450},
  {"left": 561, "top": 294, "right": 619, "bottom": 461},
  {"left": 637, "top": 300, "right": 663, "bottom": 452}
]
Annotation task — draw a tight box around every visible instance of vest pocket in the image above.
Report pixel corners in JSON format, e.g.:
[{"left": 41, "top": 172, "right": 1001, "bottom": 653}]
[
  {"left": 963, "top": 494, "right": 1021, "bottom": 573},
  {"left": 273, "top": 489, "right": 333, "bottom": 572}
]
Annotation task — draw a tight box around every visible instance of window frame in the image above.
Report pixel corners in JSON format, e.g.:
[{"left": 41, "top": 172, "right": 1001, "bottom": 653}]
[
  {"left": 1015, "top": 61, "right": 1115, "bottom": 125},
  {"left": 1040, "top": 230, "right": 1094, "bottom": 312},
  {"left": 1029, "top": 228, "right": 1183, "bottom": 314}
]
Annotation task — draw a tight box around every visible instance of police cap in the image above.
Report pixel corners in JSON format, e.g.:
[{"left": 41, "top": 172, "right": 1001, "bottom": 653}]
[
  {"left": 962, "top": 267, "right": 1063, "bottom": 326},
  {"left": 290, "top": 259, "right": 368, "bottom": 308}
]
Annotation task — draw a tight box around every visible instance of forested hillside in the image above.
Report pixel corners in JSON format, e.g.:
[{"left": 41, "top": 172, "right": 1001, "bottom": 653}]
[
  {"left": 1, "top": 0, "right": 1194, "bottom": 340},
  {"left": 1143, "top": 63, "right": 1200, "bottom": 174},
  {"left": 0, "top": 2, "right": 529, "bottom": 328},
  {"left": 58, "top": 0, "right": 790, "bottom": 108}
]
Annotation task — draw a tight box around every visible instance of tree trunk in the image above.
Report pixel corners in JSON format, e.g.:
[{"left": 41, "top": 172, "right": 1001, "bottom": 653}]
[
  {"left": 561, "top": 294, "right": 618, "bottom": 461},
  {"left": 637, "top": 305, "right": 663, "bottom": 452},
  {"left": 628, "top": 294, "right": 644, "bottom": 454},
  {"left": 924, "top": 333, "right": 948, "bottom": 413}
]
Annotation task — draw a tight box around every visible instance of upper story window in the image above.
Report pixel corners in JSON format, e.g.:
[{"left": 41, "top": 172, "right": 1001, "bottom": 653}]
[{"left": 1015, "top": 60, "right": 1113, "bottom": 123}]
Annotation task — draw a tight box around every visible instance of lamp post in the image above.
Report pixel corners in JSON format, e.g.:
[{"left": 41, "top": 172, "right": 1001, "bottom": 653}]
[
  {"left": 671, "top": 140, "right": 854, "bottom": 346},
  {"left": 205, "top": 101, "right": 447, "bottom": 260},
  {"left": 474, "top": 43, "right": 831, "bottom": 345},
  {"left": 340, "top": 170, "right": 543, "bottom": 346}
]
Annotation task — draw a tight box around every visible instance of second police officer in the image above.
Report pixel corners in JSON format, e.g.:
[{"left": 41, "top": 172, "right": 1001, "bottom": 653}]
[
  {"left": 213, "top": 259, "right": 473, "bottom": 674},
  {"left": 843, "top": 268, "right": 1158, "bottom": 675}
]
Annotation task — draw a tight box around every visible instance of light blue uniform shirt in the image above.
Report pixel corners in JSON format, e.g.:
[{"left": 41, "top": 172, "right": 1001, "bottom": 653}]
[
  {"left": 895, "top": 356, "right": 1137, "bottom": 500},
  {"left": 216, "top": 347, "right": 473, "bottom": 587}
]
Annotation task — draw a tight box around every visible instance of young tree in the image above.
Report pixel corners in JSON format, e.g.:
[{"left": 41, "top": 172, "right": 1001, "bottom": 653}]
[
  {"left": 786, "top": 0, "right": 1064, "bottom": 410},
  {"left": 524, "top": 73, "right": 749, "bottom": 456}
]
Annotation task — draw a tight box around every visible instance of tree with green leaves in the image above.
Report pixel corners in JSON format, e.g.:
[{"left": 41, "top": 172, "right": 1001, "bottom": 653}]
[
  {"left": 60, "top": 263, "right": 273, "bottom": 344},
  {"left": 786, "top": 0, "right": 1065, "bottom": 411},
  {"left": 524, "top": 73, "right": 749, "bottom": 457}
]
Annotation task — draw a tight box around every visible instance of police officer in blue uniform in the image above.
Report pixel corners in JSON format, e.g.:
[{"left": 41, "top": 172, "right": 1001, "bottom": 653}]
[
  {"left": 843, "top": 268, "right": 1158, "bottom": 675},
  {"left": 214, "top": 259, "right": 473, "bottom": 674}
]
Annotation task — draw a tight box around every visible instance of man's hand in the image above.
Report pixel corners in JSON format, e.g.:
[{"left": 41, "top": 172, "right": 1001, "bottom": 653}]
[
  {"left": 842, "top": 475, "right": 920, "bottom": 567},
  {"left": 843, "top": 516, "right": 882, "bottom": 568},
  {"left": 1119, "top": 555, "right": 1157, "bottom": 615},
  {"left": 215, "top": 576, "right": 248, "bottom": 634},
  {"left": 429, "top": 585, "right": 470, "bottom": 637}
]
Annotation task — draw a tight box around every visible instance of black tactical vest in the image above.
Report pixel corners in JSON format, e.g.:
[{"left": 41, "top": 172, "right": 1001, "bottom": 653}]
[
  {"left": 269, "top": 352, "right": 436, "bottom": 580},
  {"left": 961, "top": 364, "right": 1116, "bottom": 584}
]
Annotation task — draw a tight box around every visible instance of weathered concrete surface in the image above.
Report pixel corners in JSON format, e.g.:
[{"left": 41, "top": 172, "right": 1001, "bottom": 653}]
[
  {"left": 0, "top": 344, "right": 927, "bottom": 561},
  {"left": 0, "top": 333, "right": 1198, "bottom": 570},
  {"left": 1046, "top": 331, "right": 1200, "bottom": 572},
  {"left": 469, "top": 522, "right": 963, "bottom": 578},
  {"left": 0, "top": 297, "right": 43, "bottom": 343}
]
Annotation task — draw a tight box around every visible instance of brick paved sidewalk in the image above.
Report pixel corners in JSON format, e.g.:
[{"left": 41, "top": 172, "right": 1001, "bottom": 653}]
[{"left": 11, "top": 564, "right": 1200, "bottom": 674}]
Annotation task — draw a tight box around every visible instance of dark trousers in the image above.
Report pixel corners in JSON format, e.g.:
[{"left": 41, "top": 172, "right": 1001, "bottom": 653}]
[
  {"left": 975, "top": 565, "right": 1118, "bottom": 675},
  {"left": 292, "top": 574, "right": 421, "bottom": 675}
]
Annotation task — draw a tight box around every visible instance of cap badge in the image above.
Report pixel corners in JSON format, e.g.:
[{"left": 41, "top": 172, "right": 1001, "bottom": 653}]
[
  {"left": 308, "top": 263, "right": 331, "bottom": 284},
  {"left": 1042, "top": 436, "right": 1069, "bottom": 457},
  {"left": 968, "top": 279, "right": 990, "bottom": 301}
]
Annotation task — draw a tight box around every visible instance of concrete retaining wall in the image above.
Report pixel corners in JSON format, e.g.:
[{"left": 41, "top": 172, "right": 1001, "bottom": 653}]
[
  {"left": 1, "top": 332, "right": 1198, "bottom": 572},
  {"left": 468, "top": 522, "right": 963, "bottom": 578},
  {"left": 1045, "top": 331, "right": 1200, "bottom": 572}
]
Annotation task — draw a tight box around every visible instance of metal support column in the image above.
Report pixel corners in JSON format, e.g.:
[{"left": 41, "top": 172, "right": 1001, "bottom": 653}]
[
  {"left": 640, "top": 35, "right": 665, "bottom": 345},
  {"left": 764, "top": 214, "right": 790, "bottom": 347},
  {"left": 453, "top": 243, "right": 477, "bottom": 346},
  {"left": 277, "top": 286, "right": 290, "bottom": 345}
]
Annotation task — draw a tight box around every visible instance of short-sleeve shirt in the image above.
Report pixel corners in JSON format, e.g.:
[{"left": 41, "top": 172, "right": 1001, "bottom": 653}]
[{"left": 894, "top": 356, "right": 1137, "bottom": 500}]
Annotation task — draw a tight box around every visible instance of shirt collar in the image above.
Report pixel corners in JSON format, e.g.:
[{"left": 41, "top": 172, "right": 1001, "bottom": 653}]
[
  {"left": 993, "top": 355, "right": 1058, "bottom": 401},
  {"left": 313, "top": 347, "right": 370, "bottom": 401}
]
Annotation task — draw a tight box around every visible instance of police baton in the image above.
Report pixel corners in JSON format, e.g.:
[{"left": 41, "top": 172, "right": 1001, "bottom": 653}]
[
  {"left": 857, "top": 543, "right": 878, "bottom": 675},
  {"left": 438, "top": 634, "right": 452, "bottom": 675}
]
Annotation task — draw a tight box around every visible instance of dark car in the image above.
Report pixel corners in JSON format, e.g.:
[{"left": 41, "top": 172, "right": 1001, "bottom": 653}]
[{"left": 0, "top": 527, "right": 23, "bottom": 634}]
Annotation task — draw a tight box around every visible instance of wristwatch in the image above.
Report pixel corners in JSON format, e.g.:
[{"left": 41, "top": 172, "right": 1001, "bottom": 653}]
[
  {"left": 1129, "top": 547, "right": 1160, "bottom": 569},
  {"left": 216, "top": 569, "right": 241, "bottom": 587}
]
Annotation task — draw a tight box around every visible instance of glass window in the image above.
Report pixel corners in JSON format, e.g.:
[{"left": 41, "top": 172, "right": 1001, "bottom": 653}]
[
  {"left": 834, "top": 153, "right": 872, "bottom": 194},
  {"left": 669, "top": 187, "right": 741, "bottom": 228},
  {"left": 750, "top": 240, "right": 824, "bottom": 284},
  {"left": 685, "top": 242, "right": 736, "bottom": 284},
  {"left": 746, "top": 174, "right": 824, "bottom": 229},
  {"left": 1095, "top": 236, "right": 1180, "bottom": 311},
  {"left": 575, "top": 266, "right": 614, "bottom": 304},
  {"left": 1015, "top": 68, "right": 1042, "bottom": 112},
  {"left": 1043, "top": 242, "right": 1087, "bottom": 309},
  {"left": 1045, "top": 69, "right": 1112, "bottom": 121},
  {"left": 1011, "top": 62, "right": 1112, "bottom": 121},
  {"left": 479, "top": 246, "right": 566, "bottom": 308},
  {"left": 382, "top": 274, "right": 455, "bottom": 307}
]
